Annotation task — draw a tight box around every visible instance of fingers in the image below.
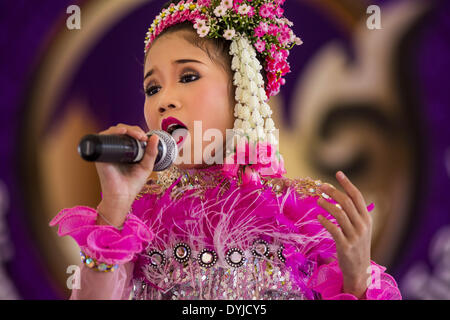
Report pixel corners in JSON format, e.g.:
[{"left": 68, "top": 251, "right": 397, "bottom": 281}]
[
  {"left": 317, "top": 197, "right": 354, "bottom": 238},
  {"left": 139, "top": 134, "right": 159, "bottom": 172},
  {"left": 318, "top": 178, "right": 364, "bottom": 233},
  {"left": 317, "top": 214, "right": 347, "bottom": 246},
  {"left": 100, "top": 124, "right": 148, "bottom": 142},
  {"left": 336, "top": 171, "right": 371, "bottom": 223}
]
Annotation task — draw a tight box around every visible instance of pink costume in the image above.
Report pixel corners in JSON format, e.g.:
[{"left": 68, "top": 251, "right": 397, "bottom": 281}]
[{"left": 49, "top": 164, "right": 402, "bottom": 300}]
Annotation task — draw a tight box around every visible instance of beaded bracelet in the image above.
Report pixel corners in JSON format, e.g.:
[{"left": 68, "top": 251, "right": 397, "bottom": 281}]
[{"left": 80, "top": 251, "right": 119, "bottom": 272}]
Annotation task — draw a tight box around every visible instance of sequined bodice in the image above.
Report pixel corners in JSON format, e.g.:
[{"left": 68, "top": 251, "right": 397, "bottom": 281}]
[
  {"left": 132, "top": 243, "right": 314, "bottom": 300},
  {"left": 130, "top": 165, "right": 327, "bottom": 300}
]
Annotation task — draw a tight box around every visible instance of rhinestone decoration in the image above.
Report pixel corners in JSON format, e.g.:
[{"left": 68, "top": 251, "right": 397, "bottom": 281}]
[
  {"left": 225, "top": 248, "right": 246, "bottom": 268},
  {"left": 173, "top": 242, "right": 191, "bottom": 263},
  {"left": 251, "top": 239, "right": 270, "bottom": 258},
  {"left": 198, "top": 249, "right": 218, "bottom": 268},
  {"left": 277, "top": 245, "right": 286, "bottom": 263},
  {"left": 147, "top": 249, "right": 166, "bottom": 269}
]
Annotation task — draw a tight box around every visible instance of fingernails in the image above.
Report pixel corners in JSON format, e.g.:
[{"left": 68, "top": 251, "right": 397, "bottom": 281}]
[{"left": 337, "top": 171, "right": 345, "bottom": 179}]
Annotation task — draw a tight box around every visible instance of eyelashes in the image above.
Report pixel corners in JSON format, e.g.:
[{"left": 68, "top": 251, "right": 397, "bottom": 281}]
[{"left": 144, "top": 72, "right": 200, "bottom": 97}]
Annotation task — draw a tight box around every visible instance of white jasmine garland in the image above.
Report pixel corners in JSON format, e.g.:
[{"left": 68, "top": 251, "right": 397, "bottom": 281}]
[
  {"left": 241, "top": 120, "right": 251, "bottom": 131},
  {"left": 230, "top": 36, "right": 279, "bottom": 147},
  {"left": 240, "top": 107, "right": 251, "bottom": 120}
]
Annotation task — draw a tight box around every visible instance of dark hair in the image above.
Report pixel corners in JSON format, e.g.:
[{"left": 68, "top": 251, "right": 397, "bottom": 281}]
[{"left": 145, "top": 0, "right": 268, "bottom": 90}]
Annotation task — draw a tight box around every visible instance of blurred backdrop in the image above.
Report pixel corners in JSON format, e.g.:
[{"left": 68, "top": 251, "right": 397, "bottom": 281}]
[{"left": 0, "top": 0, "right": 449, "bottom": 299}]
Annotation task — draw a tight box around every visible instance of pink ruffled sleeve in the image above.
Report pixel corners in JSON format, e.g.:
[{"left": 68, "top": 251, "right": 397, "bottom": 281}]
[
  {"left": 49, "top": 206, "right": 154, "bottom": 265},
  {"left": 307, "top": 259, "right": 402, "bottom": 300},
  {"left": 49, "top": 205, "right": 154, "bottom": 300}
]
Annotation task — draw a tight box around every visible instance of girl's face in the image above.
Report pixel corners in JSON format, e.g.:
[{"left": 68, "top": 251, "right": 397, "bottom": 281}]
[{"left": 144, "top": 30, "right": 235, "bottom": 168}]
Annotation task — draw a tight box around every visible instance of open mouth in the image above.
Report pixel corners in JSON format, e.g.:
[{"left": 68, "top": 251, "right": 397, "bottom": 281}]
[{"left": 161, "top": 117, "right": 188, "bottom": 148}]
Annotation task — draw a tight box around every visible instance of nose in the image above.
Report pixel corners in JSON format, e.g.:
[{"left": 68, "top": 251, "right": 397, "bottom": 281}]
[{"left": 158, "top": 103, "right": 178, "bottom": 114}]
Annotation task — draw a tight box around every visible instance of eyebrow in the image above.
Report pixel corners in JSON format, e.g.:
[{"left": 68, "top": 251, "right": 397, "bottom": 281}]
[{"left": 144, "top": 59, "right": 205, "bottom": 80}]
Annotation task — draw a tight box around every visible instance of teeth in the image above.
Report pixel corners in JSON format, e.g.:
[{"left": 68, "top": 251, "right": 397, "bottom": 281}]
[{"left": 166, "top": 123, "right": 185, "bottom": 134}]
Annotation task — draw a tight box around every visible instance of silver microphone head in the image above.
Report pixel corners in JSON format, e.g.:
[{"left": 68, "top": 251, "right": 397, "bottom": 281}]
[{"left": 147, "top": 130, "right": 178, "bottom": 171}]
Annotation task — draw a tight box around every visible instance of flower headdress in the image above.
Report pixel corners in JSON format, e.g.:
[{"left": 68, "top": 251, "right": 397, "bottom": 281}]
[{"left": 144, "top": 0, "right": 302, "bottom": 180}]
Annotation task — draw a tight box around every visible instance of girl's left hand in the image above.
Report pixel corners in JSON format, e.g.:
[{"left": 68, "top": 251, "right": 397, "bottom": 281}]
[{"left": 316, "top": 171, "right": 373, "bottom": 299}]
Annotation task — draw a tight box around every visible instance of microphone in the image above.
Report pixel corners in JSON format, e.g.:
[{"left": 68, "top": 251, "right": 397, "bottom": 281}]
[{"left": 77, "top": 130, "right": 178, "bottom": 171}]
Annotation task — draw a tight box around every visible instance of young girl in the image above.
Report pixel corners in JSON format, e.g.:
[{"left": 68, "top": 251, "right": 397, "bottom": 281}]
[{"left": 50, "top": 0, "right": 401, "bottom": 300}]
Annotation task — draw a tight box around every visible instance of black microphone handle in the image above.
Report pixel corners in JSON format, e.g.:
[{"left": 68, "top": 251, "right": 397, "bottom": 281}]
[{"left": 78, "top": 134, "right": 163, "bottom": 164}]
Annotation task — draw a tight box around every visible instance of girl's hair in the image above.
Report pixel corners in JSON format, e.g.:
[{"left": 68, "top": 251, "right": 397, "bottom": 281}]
[{"left": 145, "top": 0, "right": 268, "bottom": 90}]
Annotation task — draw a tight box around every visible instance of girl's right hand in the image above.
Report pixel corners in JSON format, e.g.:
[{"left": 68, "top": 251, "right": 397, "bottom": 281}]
[{"left": 94, "top": 123, "right": 160, "bottom": 228}]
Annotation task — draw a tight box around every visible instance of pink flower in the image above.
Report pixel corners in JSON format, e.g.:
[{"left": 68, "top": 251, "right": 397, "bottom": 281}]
[
  {"left": 269, "top": 43, "right": 278, "bottom": 56},
  {"left": 247, "top": 5, "right": 255, "bottom": 17},
  {"left": 254, "top": 39, "right": 266, "bottom": 53},
  {"left": 268, "top": 24, "right": 279, "bottom": 36},
  {"left": 198, "top": 0, "right": 211, "bottom": 7},
  {"left": 254, "top": 26, "right": 265, "bottom": 38},
  {"left": 259, "top": 21, "right": 269, "bottom": 33},
  {"left": 259, "top": 3, "right": 275, "bottom": 19},
  {"left": 274, "top": 0, "right": 285, "bottom": 5},
  {"left": 242, "top": 166, "right": 262, "bottom": 186},
  {"left": 278, "top": 32, "right": 291, "bottom": 46},
  {"left": 275, "top": 6, "right": 284, "bottom": 17}
]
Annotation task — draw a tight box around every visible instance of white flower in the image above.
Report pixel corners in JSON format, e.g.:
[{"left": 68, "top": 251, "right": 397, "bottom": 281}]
[
  {"left": 240, "top": 107, "right": 250, "bottom": 120},
  {"left": 235, "top": 87, "right": 243, "bottom": 101},
  {"left": 242, "top": 90, "right": 251, "bottom": 105},
  {"left": 256, "top": 73, "right": 264, "bottom": 83},
  {"left": 221, "top": 0, "right": 233, "bottom": 9},
  {"left": 248, "top": 95, "right": 259, "bottom": 110},
  {"left": 245, "top": 66, "right": 256, "bottom": 80},
  {"left": 240, "top": 77, "right": 249, "bottom": 89},
  {"left": 223, "top": 29, "right": 236, "bottom": 40},
  {"left": 234, "top": 118, "right": 243, "bottom": 129},
  {"left": 194, "top": 18, "right": 206, "bottom": 30},
  {"left": 238, "top": 37, "right": 248, "bottom": 49},
  {"left": 266, "top": 133, "right": 278, "bottom": 145},
  {"left": 247, "top": 129, "right": 257, "bottom": 142},
  {"left": 197, "top": 26, "right": 210, "bottom": 37},
  {"left": 233, "top": 71, "right": 242, "bottom": 85},
  {"left": 248, "top": 81, "right": 257, "bottom": 94},
  {"left": 235, "top": 103, "right": 243, "bottom": 114},
  {"left": 241, "top": 120, "right": 251, "bottom": 131},
  {"left": 240, "top": 50, "right": 251, "bottom": 63},
  {"left": 265, "top": 118, "right": 275, "bottom": 131},
  {"left": 251, "top": 110, "right": 261, "bottom": 123},
  {"left": 258, "top": 87, "right": 267, "bottom": 101},
  {"left": 231, "top": 56, "right": 240, "bottom": 70},
  {"left": 214, "top": 5, "right": 227, "bottom": 17},
  {"left": 230, "top": 41, "right": 238, "bottom": 54},
  {"left": 238, "top": 4, "right": 250, "bottom": 15},
  {"left": 294, "top": 37, "right": 303, "bottom": 45},
  {"left": 256, "top": 126, "right": 265, "bottom": 139}
]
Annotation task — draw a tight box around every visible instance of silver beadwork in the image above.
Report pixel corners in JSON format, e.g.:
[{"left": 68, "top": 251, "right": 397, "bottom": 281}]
[
  {"left": 197, "top": 249, "right": 218, "bottom": 268},
  {"left": 173, "top": 242, "right": 191, "bottom": 263},
  {"left": 147, "top": 249, "right": 166, "bottom": 269},
  {"left": 225, "top": 248, "right": 246, "bottom": 268},
  {"left": 277, "top": 244, "right": 286, "bottom": 263},
  {"left": 251, "top": 239, "right": 270, "bottom": 258}
]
